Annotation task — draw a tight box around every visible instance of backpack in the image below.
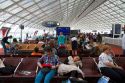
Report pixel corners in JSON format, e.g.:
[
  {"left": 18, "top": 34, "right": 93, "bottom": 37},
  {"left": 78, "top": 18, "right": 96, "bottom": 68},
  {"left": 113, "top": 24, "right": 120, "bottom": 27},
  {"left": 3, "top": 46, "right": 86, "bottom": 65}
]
[{"left": 0, "top": 65, "right": 16, "bottom": 75}]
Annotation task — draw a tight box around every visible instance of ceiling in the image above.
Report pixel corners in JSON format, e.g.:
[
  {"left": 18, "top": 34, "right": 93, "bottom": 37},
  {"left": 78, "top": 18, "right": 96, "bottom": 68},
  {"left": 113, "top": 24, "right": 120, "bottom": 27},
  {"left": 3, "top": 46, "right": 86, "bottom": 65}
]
[{"left": 0, "top": 0, "right": 125, "bottom": 33}]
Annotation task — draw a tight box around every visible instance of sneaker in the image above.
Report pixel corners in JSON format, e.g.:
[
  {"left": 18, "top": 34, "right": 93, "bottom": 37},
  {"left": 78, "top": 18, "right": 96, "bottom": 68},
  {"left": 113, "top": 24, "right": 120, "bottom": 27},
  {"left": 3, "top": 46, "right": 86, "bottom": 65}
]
[
  {"left": 69, "top": 77, "right": 88, "bottom": 83},
  {"left": 77, "top": 78, "right": 88, "bottom": 83},
  {"left": 69, "top": 77, "right": 78, "bottom": 82}
]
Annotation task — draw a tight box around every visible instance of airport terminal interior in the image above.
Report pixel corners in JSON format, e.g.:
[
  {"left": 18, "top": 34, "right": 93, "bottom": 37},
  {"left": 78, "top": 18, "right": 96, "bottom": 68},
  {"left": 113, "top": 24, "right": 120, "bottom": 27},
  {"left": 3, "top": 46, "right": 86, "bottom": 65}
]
[{"left": 0, "top": 0, "right": 125, "bottom": 83}]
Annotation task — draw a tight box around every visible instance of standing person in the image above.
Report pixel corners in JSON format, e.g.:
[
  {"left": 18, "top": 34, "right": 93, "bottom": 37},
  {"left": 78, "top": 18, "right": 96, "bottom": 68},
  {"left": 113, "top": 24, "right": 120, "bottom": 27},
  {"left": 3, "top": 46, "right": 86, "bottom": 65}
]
[
  {"left": 71, "top": 36, "right": 78, "bottom": 56},
  {"left": 58, "top": 32, "right": 66, "bottom": 46},
  {"left": 97, "top": 33, "right": 102, "bottom": 44},
  {"left": 98, "top": 45, "right": 125, "bottom": 83},
  {"left": 35, "top": 46, "right": 60, "bottom": 83},
  {"left": 1, "top": 35, "right": 12, "bottom": 55},
  {"left": 122, "top": 33, "right": 125, "bottom": 55},
  {"left": 10, "top": 38, "right": 19, "bottom": 55}
]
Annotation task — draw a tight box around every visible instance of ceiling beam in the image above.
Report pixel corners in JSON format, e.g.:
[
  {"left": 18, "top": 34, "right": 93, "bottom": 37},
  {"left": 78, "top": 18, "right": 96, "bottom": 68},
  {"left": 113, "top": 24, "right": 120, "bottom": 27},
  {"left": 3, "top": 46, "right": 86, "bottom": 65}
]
[{"left": 70, "top": 0, "right": 108, "bottom": 26}]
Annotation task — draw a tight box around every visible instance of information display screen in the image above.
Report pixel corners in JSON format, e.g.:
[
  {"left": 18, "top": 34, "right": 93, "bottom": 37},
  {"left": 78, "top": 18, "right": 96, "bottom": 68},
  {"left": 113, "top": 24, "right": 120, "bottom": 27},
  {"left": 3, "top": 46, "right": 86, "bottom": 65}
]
[{"left": 56, "top": 27, "right": 70, "bottom": 35}]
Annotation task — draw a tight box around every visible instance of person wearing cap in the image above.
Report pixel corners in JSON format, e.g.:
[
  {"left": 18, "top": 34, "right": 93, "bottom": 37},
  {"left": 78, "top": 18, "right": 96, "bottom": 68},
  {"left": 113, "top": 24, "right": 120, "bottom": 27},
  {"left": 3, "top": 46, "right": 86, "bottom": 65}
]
[
  {"left": 35, "top": 46, "right": 60, "bottom": 83},
  {"left": 1, "top": 35, "right": 12, "bottom": 55}
]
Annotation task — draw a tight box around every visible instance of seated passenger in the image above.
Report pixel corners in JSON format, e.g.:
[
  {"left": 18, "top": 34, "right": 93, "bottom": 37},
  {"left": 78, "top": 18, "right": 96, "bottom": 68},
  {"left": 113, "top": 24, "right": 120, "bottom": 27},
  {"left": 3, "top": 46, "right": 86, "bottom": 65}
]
[
  {"left": 58, "top": 56, "right": 87, "bottom": 83},
  {"left": 10, "top": 38, "right": 19, "bottom": 54},
  {"left": 35, "top": 46, "right": 60, "bottom": 83},
  {"left": 98, "top": 45, "right": 125, "bottom": 83},
  {"left": 31, "top": 47, "right": 42, "bottom": 56},
  {"left": 49, "top": 39, "right": 57, "bottom": 55}
]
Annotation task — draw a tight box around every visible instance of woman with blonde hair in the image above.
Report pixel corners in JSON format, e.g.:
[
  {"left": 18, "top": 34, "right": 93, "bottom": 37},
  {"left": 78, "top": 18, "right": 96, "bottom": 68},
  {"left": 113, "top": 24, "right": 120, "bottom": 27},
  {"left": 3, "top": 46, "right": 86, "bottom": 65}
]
[{"left": 98, "top": 45, "right": 125, "bottom": 83}]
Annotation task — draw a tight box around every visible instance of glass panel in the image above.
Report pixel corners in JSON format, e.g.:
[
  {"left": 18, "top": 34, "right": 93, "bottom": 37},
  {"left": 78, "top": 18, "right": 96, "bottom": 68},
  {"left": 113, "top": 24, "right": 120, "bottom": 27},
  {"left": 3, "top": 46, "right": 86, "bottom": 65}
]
[
  {"left": 0, "top": 13, "right": 12, "bottom": 21},
  {"left": 25, "top": 15, "right": 33, "bottom": 20},
  {"left": 119, "top": 3, "right": 125, "bottom": 8},
  {"left": 0, "top": 22, "right": 3, "bottom": 29},
  {"left": 6, "top": 16, "right": 20, "bottom": 23},
  {"left": 20, "top": 1, "right": 34, "bottom": 8},
  {"left": 2, "top": 23, "right": 12, "bottom": 28},
  {"left": 6, "top": 5, "right": 18, "bottom": 11},
  {"left": 34, "top": 0, "right": 41, "bottom": 3},
  {"left": 29, "top": 17, "right": 38, "bottom": 22},
  {"left": 42, "top": 1, "right": 59, "bottom": 11},
  {"left": 16, "top": 10, "right": 30, "bottom": 17},
  {"left": 27, "top": 5, "right": 39, "bottom": 12},
  {"left": 0, "top": 0, "right": 6, "bottom": 3},
  {"left": 23, "top": 21, "right": 31, "bottom": 26},
  {"left": 9, "top": 7, "right": 23, "bottom": 14},
  {"left": 114, "top": 0, "right": 122, "bottom": 5},
  {"left": 37, "top": 13, "right": 45, "bottom": 18},
  {"left": 0, "top": 0, "right": 13, "bottom": 9},
  {"left": 33, "top": 10, "right": 42, "bottom": 15},
  {"left": 16, "top": 19, "right": 27, "bottom": 25},
  {"left": 9, "top": 25, "right": 18, "bottom": 33},
  {"left": 37, "top": 0, "right": 56, "bottom": 8},
  {"left": 13, "top": 0, "right": 20, "bottom": 2}
]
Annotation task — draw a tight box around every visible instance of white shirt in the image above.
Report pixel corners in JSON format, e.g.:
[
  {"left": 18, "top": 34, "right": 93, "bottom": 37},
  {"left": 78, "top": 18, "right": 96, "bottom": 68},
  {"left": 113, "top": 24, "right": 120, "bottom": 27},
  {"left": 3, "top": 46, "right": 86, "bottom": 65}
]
[
  {"left": 98, "top": 53, "right": 113, "bottom": 68},
  {"left": 0, "top": 59, "right": 5, "bottom": 68},
  {"left": 122, "top": 34, "right": 125, "bottom": 49},
  {"left": 85, "top": 44, "right": 92, "bottom": 49},
  {"left": 71, "top": 37, "right": 77, "bottom": 41}
]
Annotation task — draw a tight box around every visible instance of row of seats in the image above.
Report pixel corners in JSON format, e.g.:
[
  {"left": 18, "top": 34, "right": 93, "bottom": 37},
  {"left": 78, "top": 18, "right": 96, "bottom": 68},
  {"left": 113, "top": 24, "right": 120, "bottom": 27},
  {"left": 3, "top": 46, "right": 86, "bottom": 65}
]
[
  {"left": 18, "top": 44, "right": 43, "bottom": 50},
  {"left": 0, "top": 56, "right": 125, "bottom": 83}
]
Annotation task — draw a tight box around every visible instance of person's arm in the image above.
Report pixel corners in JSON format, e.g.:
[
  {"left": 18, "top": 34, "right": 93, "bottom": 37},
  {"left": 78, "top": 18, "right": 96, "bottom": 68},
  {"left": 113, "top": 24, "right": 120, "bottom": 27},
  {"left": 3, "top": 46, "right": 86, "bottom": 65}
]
[
  {"left": 52, "top": 55, "right": 60, "bottom": 69},
  {"left": 6, "top": 41, "right": 10, "bottom": 44},
  {"left": 55, "top": 55, "right": 60, "bottom": 68},
  {"left": 104, "top": 61, "right": 123, "bottom": 69},
  {"left": 101, "top": 55, "right": 123, "bottom": 69},
  {"left": 37, "top": 61, "right": 43, "bottom": 68},
  {"left": 37, "top": 56, "right": 44, "bottom": 68},
  {"left": 75, "top": 60, "right": 83, "bottom": 69},
  {"left": 4, "top": 37, "right": 10, "bottom": 44}
]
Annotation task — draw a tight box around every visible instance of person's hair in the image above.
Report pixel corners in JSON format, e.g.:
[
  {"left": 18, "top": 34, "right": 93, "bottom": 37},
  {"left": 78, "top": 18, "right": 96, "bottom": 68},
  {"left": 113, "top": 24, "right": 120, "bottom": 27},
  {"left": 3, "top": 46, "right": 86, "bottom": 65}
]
[
  {"left": 13, "top": 38, "right": 17, "bottom": 42},
  {"left": 49, "top": 39, "right": 55, "bottom": 48},
  {"left": 8, "top": 35, "right": 12, "bottom": 38},
  {"left": 34, "top": 47, "right": 39, "bottom": 53},
  {"left": 102, "top": 45, "right": 111, "bottom": 52},
  {"left": 44, "top": 46, "right": 52, "bottom": 52}
]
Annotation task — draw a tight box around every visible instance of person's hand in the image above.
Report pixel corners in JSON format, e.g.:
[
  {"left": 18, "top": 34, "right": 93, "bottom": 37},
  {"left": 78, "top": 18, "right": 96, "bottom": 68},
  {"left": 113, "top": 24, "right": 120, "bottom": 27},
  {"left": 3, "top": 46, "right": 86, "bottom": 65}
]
[{"left": 117, "top": 66, "right": 123, "bottom": 70}]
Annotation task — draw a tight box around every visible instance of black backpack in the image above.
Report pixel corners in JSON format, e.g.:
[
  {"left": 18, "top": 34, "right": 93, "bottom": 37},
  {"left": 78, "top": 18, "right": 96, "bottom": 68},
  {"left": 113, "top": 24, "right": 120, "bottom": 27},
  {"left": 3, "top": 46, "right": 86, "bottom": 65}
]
[{"left": 0, "top": 65, "right": 16, "bottom": 75}]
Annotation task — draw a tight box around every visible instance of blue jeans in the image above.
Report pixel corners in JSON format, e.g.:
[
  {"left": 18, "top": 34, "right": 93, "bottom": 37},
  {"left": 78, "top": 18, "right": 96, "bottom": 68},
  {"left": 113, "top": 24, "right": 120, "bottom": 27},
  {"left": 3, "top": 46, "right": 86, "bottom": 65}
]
[
  {"left": 35, "top": 69, "right": 56, "bottom": 83},
  {"left": 1, "top": 41, "right": 7, "bottom": 55}
]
